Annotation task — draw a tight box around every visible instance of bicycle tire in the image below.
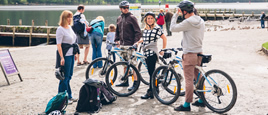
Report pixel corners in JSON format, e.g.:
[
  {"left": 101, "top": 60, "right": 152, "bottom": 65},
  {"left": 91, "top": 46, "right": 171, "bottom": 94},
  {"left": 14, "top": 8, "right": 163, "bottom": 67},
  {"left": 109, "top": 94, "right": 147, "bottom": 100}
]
[
  {"left": 151, "top": 65, "right": 181, "bottom": 105},
  {"left": 138, "top": 56, "right": 168, "bottom": 85},
  {"left": 105, "top": 61, "right": 141, "bottom": 97},
  {"left": 138, "top": 62, "right": 149, "bottom": 85},
  {"left": 85, "top": 57, "right": 117, "bottom": 80},
  {"left": 198, "top": 69, "right": 237, "bottom": 113}
]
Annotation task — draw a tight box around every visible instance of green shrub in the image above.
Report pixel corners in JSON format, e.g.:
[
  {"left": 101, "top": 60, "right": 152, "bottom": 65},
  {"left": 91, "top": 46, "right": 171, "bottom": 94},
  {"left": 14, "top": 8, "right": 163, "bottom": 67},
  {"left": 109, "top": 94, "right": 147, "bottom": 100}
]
[{"left": 262, "top": 42, "right": 268, "bottom": 49}]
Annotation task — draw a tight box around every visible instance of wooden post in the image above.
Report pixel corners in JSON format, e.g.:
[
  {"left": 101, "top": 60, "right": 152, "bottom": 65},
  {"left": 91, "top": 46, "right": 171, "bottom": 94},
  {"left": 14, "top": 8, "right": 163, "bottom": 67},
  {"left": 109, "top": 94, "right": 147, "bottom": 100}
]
[
  {"left": 12, "top": 26, "right": 15, "bottom": 46},
  {"left": 242, "top": 11, "right": 244, "bottom": 17},
  {"left": 32, "top": 20, "right": 34, "bottom": 26},
  {"left": 19, "top": 19, "right": 22, "bottom": 25},
  {"left": 7, "top": 19, "right": 10, "bottom": 25},
  {"left": 252, "top": 11, "right": 254, "bottom": 17},
  {"left": 214, "top": 9, "right": 216, "bottom": 20},
  {"left": 47, "top": 28, "right": 50, "bottom": 45},
  {"left": 29, "top": 27, "right": 32, "bottom": 46},
  {"left": 45, "top": 20, "right": 48, "bottom": 26}
]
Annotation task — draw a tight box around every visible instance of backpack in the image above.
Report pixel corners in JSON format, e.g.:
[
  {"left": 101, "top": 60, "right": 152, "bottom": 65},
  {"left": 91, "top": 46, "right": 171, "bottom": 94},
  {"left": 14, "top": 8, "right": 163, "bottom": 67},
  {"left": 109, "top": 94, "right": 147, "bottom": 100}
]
[
  {"left": 76, "top": 79, "right": 102, "bottom": 113},
  {"left": 100, "top": 81, "right": 117, "bottom": 105},
  {"left": 45, "top": 91, "right": 68, "bottom": 114},
  {"left": 72, "top": 13, "right": 85, "bottom": 35}
]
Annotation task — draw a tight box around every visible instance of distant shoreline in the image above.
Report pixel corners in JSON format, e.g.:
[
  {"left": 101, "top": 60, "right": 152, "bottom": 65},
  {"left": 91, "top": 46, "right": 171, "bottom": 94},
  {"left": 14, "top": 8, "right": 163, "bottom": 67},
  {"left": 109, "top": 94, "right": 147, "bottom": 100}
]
[{"left": 0, "top": 2, "right": 268, "bottom": 11}]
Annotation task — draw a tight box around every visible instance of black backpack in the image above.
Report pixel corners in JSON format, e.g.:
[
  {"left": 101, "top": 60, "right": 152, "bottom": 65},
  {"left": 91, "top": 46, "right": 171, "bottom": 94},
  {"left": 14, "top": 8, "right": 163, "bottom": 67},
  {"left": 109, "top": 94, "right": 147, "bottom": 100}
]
[
  {"left": 76, "top": 79, "right": 102, "bottom": 113},
  {"left": 72, "top": 13, "right": 85, "bottom": 35},
  {"left": 100, "top": 81, "right": 117, "bottom": 105}
]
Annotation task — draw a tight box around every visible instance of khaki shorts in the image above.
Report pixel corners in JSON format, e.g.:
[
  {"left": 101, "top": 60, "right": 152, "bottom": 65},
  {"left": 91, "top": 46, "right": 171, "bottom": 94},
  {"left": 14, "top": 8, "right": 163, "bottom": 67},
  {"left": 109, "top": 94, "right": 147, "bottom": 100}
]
[{"left": 120, "top": 46, "right": 137, "bottom": 66}]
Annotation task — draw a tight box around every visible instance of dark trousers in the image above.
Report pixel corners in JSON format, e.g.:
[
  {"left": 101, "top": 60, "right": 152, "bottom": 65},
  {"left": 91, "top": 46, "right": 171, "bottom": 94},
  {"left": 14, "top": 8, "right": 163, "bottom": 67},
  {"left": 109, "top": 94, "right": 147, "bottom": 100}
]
[
  {"left": 166, "top": 21, "right": 172, "bottom": 36},
  {"left": 58, "top": 55, "right": 74, "bottom": 99},
  {"left": 145, "top": 54, "right": 157, "bottom": 90}
]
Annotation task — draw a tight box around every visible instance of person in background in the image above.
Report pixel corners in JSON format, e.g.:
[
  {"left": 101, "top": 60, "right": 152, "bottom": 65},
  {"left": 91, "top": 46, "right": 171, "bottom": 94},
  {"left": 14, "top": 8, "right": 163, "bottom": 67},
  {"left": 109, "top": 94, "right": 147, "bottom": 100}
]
[
  {"left": 260, "top": 12, "right": 266, "bottom": 29},
  {"left": 170, "top": 0, "right": 205, "bottom": 111},
  {"left": 74, "top": 5, "right": 90, "bottom": 66},
  {"left": 56, "top": 10, "right": 79, "bottom": 104},
  {"left": 135, "top": 12, "right": 167, "bottom": 99},
  {"left": 157, "top": 9, "right": 165, "bottom": 30},
  {"left": 114, "top": 1, "right": 142, "bottom": 91},
  {"left": 106, "top": 24, "right": 116, "bottom": 62},
  {"left": 90, "top": 16, "right": 105, "bottom": 68},
  {"left": 165, "top": 8, "right": 173, "bottom": 36}
]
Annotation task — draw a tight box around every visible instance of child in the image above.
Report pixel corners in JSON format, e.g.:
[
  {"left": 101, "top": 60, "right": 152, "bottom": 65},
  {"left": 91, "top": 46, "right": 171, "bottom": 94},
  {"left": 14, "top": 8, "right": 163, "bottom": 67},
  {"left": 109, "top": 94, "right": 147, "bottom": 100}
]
[{"left": 106, "top": 24, "right": 116, "bottom": 62}]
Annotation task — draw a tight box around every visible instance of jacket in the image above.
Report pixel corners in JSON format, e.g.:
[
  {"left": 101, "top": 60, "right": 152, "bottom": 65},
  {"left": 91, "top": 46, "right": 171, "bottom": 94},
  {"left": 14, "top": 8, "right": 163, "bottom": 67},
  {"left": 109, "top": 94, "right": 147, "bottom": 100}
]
[
  {"left": 165, "top": 11, "right": 173, "bottom": 22},
  {"left": 157, "top": 13, "right": 165, "bottom": 25},
  {"left": 170, "top": 13, "right": 205, "bottom": 54},
  {"left": 90, "top": 19, "right": 105, "bottom": 35},
  {"left": 56, "top": 43, "right": 80, "bottom": 68},
  {"left": 115, "top": 12, "right": 142, "bottom": 46}
]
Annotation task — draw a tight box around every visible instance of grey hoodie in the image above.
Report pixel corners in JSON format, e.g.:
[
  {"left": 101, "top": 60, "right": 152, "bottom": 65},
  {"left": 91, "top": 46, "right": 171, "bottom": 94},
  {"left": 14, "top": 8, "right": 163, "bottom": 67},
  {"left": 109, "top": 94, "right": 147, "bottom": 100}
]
[{"left": 170, "top": 13, "right": 205, "bottom": 54}]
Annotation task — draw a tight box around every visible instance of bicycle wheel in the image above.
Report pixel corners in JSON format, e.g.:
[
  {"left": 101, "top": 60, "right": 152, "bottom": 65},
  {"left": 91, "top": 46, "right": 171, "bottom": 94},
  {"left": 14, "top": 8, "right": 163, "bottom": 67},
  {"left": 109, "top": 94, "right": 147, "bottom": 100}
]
[
  {"left": 138, "top": 61, "right": 149, "bottom": 85},
  {"left": 151, "top": 65, "right": 181, "bottom": 105},
  {"left": 198, "top": 69, "right": 237, "bottom": 113},
  {"left": 105, "top": 61, "right": 141, "bottom": 97},
  {"left": 138, "top": 56, "right": 168, "bottom": 85},
  {"left": 85, "top": 57, "right": 117, "bottom": 80}
]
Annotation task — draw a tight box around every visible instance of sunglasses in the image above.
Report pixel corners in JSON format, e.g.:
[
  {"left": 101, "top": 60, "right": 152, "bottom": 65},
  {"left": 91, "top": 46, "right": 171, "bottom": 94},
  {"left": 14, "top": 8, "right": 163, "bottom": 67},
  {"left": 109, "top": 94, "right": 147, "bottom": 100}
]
[{"left": 121, "top": 7, "right": 129, "bottom": 9}]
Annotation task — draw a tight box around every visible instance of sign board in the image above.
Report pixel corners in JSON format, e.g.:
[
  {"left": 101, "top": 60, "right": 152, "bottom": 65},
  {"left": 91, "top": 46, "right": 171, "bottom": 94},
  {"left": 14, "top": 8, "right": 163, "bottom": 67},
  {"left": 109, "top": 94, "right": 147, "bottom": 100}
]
[
  {"left": 129, "top": 3, "right": 142, "bottom": 27},
  {"left": 0, "top": 49, "right": 22, "bottom": 85}
]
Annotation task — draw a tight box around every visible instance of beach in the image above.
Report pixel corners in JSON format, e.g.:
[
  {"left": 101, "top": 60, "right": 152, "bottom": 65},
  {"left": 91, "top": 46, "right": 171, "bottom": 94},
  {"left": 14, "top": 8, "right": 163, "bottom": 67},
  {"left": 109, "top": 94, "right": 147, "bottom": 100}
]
[{"left": 0, "top": 20, "right": 268, "bottom": 115}]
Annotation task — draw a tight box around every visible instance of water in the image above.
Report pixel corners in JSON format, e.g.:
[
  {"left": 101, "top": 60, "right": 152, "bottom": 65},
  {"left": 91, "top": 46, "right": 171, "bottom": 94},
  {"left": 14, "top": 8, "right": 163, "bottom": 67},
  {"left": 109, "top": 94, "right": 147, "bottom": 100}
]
[{"left": 0, "top": 3, "right": 268, "bottom": 26}]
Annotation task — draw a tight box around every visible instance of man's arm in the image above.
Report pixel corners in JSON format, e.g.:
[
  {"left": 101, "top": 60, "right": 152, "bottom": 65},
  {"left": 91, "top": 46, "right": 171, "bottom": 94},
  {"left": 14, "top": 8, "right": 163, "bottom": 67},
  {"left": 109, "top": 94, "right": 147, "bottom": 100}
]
[
  {"left": 131, "top": 16, "right": 142, "bottom": 43},
  {"left": 170, "top": 13, "right": 189, "bottom": 32},
  {"left": 114, "top": 18, "right": 120, "bottom": 42}
]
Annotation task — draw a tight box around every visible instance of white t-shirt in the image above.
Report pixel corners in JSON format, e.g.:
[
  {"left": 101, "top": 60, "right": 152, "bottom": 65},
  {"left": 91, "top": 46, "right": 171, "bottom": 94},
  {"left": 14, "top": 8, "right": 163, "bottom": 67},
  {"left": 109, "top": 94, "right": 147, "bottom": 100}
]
[{"left": 56, "top": 25, "right": 77, "bottom": 56}]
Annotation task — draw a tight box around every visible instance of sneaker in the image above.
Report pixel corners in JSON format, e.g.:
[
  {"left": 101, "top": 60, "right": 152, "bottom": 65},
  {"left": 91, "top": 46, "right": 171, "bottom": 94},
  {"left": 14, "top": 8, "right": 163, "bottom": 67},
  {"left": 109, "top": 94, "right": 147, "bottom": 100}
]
[
  {"left": 69, "top": 98, "right": 78, "bottom": 102},
  {"left": 115, "top": 82, "right": 129, "bottom": 87},
  {"left": 192, "top": 100, "right": 205, "bottom": 107},
  {"left": 174, "top": 105, "right": 191, "bottom": 111},
  {"left": 68, "top": 100, "right": 73, "bottom": 105}
]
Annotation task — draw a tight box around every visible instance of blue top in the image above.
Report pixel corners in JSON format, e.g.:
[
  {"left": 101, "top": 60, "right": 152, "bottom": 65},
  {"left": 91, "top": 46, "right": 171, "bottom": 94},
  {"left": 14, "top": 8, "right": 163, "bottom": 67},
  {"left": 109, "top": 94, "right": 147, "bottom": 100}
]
[
  {"left": 106, "top": 32, "right": 115, "bottom": 50},
  {"left": 90, "top": 19, "right": 105, "bottom": 35}
]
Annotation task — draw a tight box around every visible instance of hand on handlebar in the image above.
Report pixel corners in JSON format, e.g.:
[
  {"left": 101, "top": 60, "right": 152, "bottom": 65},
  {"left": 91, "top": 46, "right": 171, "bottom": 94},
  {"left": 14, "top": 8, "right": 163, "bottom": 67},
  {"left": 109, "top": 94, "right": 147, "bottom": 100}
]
[
  {"left": 116, "top": 41, "right": 120, "bottom": 48},
  {"left": 159, "top": 51, "right": 164, "bottom": 55}
]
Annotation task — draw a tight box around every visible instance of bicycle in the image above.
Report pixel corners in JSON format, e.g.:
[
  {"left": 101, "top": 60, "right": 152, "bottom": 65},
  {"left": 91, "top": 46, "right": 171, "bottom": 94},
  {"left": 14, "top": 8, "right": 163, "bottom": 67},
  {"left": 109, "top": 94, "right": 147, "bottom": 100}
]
[
  {"left": 151, "top": 48, "right": 237, "bottom": 113},
  {"left": 85, "top": 41, "right": 125, "bottom": 81},
  {"left": 105, "top": 46, "right": 142, "bottom": 97}
]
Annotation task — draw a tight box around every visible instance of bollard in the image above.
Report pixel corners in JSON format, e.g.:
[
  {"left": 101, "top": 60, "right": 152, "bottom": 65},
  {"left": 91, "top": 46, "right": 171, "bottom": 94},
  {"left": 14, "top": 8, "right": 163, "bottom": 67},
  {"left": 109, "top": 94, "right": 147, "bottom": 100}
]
[
  {"left": 45, "top": 20, "right": 48, "bottom": 26},
  {"left": 7, "top": 19, "right": 10, "bottom": 25},
  {"left": 12, "top": 26, "right": 15, "bottom": 46},
  {"left": 47, "top": 28, "right": 50, "bottom": 45},
  {"left": 29, "top": 27, "right": 32, "bottom": 46},
  {"left": 32, "top": 20, "right": 34, "bottom": 26},
  {"left": 19, "top": 19, "right": 22, "bottom": 25}
]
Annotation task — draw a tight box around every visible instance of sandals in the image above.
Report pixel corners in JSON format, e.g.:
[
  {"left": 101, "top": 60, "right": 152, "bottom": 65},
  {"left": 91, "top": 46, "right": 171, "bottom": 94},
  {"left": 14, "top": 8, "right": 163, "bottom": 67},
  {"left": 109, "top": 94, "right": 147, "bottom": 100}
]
[
  {"left": 77, "top": 62, "right": 83, "bottom": 66},
  {"left": 83, "top": 61, "right": 90, "bottom": 65}
]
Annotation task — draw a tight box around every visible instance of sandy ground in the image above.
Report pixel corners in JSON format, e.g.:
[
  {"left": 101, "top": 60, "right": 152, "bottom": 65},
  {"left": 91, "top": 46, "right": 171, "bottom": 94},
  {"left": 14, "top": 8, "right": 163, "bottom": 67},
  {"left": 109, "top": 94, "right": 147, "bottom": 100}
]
[{"left": 0, "top": 20, "right": 268, "bottom": 115}]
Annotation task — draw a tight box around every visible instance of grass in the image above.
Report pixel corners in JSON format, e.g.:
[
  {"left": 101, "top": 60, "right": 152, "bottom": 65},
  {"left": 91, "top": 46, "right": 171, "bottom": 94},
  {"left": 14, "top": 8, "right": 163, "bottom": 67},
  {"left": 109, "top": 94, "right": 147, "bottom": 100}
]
[{"left": 262, "top": 42, "right": 268, "bottom": 49}]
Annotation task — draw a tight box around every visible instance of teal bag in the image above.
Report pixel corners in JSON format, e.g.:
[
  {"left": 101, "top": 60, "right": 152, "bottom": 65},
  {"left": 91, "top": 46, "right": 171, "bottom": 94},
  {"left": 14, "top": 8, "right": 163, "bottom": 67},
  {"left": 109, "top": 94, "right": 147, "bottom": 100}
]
[{"left": 45, "top": 91, "right": 68, "bottom": 114}]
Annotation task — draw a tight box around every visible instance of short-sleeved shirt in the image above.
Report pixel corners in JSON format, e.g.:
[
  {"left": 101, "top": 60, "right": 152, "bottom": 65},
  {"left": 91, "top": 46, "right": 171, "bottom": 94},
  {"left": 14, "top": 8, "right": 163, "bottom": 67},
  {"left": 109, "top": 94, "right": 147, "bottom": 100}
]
[
  {"left": 142, "top": 26, "right": 163, "bottom": 57},
  {"left": 56, "top": 26, "right": 77, "bottom": 56}
]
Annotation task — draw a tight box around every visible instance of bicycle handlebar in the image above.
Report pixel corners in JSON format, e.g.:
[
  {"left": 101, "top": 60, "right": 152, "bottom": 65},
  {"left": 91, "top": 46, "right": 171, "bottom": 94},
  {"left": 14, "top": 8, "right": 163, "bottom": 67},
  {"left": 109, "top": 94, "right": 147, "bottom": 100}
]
[
  {"left": 160, "top": 48, "right": 183, "bottom": 55},
  {"left": 106, "top": 41, "right": 119, "bottom": 47}
]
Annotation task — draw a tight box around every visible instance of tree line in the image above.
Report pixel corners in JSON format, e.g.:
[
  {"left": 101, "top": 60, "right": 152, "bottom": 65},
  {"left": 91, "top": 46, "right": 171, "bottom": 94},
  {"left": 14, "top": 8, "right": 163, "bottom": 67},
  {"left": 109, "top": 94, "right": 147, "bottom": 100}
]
[{"left": 0, "top": 0, "right": 267, "bottom": 5}]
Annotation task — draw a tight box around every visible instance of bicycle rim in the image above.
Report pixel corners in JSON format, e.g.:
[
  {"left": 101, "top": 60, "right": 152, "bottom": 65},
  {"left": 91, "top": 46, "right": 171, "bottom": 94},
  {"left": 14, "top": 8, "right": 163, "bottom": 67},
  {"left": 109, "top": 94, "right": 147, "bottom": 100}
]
[
  {"left": 199, "top": 69, "right": 237, "bottom": 113},
  {"left": 152, "top": 66, "right": 181, "bottom": 105},
  {"left": 105, "top": 62, "right": 141, "bottom": 97},
  {"left": 85, "top": 58, "right": 116, "bottom": 80}
]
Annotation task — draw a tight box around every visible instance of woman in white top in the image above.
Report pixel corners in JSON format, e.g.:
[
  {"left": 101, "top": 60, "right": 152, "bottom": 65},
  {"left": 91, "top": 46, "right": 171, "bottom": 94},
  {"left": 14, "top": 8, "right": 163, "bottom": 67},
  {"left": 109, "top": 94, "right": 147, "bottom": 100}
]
[{"left": 56, "top": 10, "right": 78, "bottom": 104}]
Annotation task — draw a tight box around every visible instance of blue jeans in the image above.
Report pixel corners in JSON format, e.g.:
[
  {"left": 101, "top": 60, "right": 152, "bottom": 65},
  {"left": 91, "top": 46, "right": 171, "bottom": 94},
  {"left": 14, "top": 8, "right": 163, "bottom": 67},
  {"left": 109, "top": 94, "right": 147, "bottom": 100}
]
[
  {"left": 90, "top": 31, "right": 103, "bottom": 68},
  {"left": 261, "top": 20, "right": 265, "bottom": 28},
  {"left": 159, "top": 25, "right": 163, "bottom": 30},
  {"left": 58, "top": 55, "right": 74, "bottom": 99}
]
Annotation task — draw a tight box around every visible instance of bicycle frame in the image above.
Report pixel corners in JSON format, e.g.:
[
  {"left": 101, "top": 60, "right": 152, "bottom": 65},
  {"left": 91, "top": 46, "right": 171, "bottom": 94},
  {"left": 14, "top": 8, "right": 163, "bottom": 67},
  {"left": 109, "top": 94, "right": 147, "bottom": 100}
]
[{"left": 195, "top": 65, "right": 218, "bottom": 93}]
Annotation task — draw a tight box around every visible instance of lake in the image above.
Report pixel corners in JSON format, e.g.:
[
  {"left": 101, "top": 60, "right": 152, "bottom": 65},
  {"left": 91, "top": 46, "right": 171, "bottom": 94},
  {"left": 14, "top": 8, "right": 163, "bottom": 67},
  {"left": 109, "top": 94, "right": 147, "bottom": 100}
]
[{"left": 0, "top": 2, "right": 268, "bottom": 26}]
